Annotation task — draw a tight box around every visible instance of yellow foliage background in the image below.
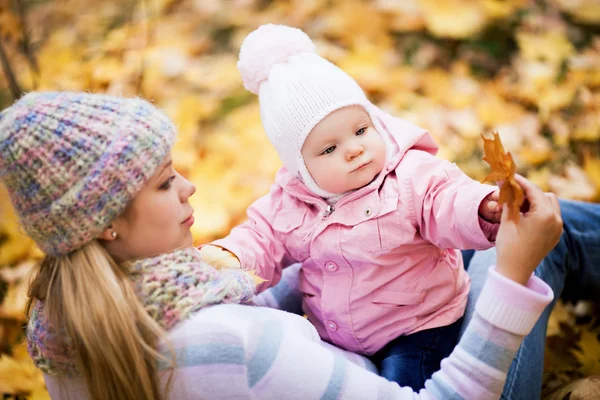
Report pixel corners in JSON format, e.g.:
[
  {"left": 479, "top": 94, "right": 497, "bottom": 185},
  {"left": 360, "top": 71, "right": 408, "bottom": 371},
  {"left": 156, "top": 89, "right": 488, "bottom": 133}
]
[{"left": 0, "top": 0, "right": 599, "bottom": 397}]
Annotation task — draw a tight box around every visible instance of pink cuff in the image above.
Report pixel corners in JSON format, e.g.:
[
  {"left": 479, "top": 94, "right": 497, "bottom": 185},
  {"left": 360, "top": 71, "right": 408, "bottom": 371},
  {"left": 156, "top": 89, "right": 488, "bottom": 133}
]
[
  {"left": 475, "top": 267, "right": 553, "bottom": 335},
  {"left": 478, "top": 217, "right": 500, "bottom": 242}
]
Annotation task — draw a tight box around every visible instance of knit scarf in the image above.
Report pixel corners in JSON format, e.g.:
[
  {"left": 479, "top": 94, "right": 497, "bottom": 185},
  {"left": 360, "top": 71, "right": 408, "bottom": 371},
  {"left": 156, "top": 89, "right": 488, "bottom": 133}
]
[{"left": 26, "top": 247, "right": 256, "bottom": 377}]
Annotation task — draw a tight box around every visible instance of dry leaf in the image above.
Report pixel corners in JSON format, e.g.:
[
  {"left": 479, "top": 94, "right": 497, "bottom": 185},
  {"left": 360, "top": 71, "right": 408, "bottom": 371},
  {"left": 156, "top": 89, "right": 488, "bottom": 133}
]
[{"left": 481, "top": 132, "right": 524, "bottom": 222}]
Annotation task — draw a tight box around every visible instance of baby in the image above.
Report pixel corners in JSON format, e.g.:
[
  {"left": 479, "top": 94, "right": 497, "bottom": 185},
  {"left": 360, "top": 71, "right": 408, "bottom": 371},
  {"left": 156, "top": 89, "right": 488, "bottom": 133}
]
[{"left": 200, "top": 24, "right": 501, "bottom": 390}]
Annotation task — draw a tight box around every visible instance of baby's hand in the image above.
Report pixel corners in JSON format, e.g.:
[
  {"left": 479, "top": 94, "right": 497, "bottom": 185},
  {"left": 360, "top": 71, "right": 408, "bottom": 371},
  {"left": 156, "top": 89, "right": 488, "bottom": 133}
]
[
  {"left": 199, "top": 245, "right": 267, "bottom": 285},
  {"left": 479, "top": 190, "right": 502, "bottom": 223},
  {"left": 199, "top": 245, "right": 242, "bottom": 270}
]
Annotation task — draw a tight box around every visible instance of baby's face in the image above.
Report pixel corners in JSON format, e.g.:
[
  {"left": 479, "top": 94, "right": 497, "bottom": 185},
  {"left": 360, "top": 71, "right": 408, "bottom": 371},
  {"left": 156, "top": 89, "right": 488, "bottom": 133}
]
[{"left": 301, "top": 105, "right": 386, "bottom": 194}]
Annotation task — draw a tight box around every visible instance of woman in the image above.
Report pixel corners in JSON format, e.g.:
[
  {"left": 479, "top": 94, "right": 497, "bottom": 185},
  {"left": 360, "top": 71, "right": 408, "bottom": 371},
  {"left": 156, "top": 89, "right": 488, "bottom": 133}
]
[
  {"left": 463, "top": 198, "right": 600, "bottom": 400},
  {"left": 0, "top": 91, "right": 576, "bottom": 399}
]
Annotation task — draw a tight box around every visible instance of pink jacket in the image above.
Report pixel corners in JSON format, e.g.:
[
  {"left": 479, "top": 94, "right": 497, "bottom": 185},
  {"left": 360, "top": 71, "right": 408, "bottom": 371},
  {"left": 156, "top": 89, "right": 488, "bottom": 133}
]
[{"left": 212, "top": 108, "right": 498, "bottom": 355}]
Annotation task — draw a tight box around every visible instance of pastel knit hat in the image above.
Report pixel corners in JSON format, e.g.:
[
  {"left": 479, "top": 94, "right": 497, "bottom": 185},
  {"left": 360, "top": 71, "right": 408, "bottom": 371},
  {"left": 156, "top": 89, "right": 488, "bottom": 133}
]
[
  {"left": 238, "top": 24, "right": 382, "bottom": 198},
  {"left": 0, "top": 92, "right": 176, "bottom": 256}
]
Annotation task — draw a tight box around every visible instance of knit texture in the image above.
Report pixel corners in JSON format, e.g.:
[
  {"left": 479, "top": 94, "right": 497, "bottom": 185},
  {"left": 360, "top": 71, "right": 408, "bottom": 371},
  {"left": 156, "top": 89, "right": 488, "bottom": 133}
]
[
  {"left": 0, "top": 91, "right": 175, "bottom": 256},
  {"left": 238, "top": 24, "right": 381, "bottom": 199},
  {"left": 26, "top": 247, "right": 256, "bottom": 377}
]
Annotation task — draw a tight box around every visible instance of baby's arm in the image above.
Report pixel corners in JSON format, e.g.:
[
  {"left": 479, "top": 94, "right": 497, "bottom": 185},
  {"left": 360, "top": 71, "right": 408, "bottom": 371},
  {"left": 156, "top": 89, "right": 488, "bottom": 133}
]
[
  {"left": 401, "top": 150, "right": 499, "bottom": 249},
  {"left": 201, "top": 185, "right": 298, "bottom": 293}
]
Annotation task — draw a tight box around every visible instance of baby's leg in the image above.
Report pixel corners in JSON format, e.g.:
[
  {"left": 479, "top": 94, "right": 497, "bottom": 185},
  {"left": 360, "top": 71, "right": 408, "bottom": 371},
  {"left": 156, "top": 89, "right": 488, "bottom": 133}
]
[{"left": 371, "top": 318, "right": 463, "bottom": 391}]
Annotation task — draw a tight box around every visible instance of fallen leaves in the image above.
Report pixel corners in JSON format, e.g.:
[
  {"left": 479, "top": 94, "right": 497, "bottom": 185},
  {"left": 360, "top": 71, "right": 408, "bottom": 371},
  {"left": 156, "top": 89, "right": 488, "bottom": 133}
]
[
  {"left": 543, "top": 301, "right": 600, "bottom": 399},
  {"left": 0, "top": 343, "right": 50, "bottom": 400},
  {"left": 482, "top": 132, "right": 524, "bottom": 222},
  {"left": 0, "top": 0, "right": 599, "bottom": 397}
]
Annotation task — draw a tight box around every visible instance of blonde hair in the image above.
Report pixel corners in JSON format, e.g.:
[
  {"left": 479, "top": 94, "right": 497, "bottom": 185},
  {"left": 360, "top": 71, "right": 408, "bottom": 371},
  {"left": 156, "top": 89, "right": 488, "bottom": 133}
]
[{"left": 26, "top": 240, "right": 174, "bottom": 400}]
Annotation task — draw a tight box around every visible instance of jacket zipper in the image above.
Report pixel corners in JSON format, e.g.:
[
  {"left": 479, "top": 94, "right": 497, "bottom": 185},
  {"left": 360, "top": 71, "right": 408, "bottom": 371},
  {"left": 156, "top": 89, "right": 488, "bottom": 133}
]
[{"left": 302, "top": 204, "right": 335, "bottom": 242}]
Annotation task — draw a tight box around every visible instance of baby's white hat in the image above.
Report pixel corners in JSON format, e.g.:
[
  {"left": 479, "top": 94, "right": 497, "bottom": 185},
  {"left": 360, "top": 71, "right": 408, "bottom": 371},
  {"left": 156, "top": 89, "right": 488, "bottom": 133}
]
[{"left": 237, "top": 24, "right": 375, "bottom": 198}]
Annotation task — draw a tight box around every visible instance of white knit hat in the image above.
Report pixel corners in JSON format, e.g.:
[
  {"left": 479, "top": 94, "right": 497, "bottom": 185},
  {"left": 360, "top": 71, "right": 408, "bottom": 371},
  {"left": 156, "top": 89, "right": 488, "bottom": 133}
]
[{"left": 238, "top": 24, "right": 382, "bottom": 198}]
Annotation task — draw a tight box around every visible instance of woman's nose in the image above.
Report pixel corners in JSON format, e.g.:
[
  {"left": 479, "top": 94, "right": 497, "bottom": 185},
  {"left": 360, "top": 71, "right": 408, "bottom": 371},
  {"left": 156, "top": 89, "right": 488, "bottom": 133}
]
[{"left": 181, "top": 179, "right": 196, "bottom": 200}]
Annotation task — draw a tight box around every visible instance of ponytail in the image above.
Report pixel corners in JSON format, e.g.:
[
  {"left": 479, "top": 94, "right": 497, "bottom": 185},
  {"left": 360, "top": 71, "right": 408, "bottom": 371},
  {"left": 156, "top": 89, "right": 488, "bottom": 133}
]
[{"left": 27, "top": 240, "right": 173, "bottom": 400}]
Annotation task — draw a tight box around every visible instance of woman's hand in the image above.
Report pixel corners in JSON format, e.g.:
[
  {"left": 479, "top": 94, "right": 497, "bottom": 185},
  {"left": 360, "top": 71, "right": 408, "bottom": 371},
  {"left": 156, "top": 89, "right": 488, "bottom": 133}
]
[{"left": 495, "top": 174, "right": 563, "bottom": 285}]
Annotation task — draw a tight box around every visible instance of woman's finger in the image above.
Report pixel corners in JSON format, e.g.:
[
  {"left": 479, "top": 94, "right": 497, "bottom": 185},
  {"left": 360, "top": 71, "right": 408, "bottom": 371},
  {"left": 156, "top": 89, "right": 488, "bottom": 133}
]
[
  {"left": 545, "top": 192, "right": 560, "bottom": 214},
  {"left": 500, "top": 199, "right": 513, "bottom": 224},
  {"left": 513, "top": 174, "right": 546, "bottom": 211}
]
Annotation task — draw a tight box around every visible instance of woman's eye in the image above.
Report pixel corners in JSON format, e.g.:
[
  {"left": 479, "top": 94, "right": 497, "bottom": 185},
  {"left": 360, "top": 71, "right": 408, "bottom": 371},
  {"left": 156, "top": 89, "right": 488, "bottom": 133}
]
[
  {"left": 160, "top": 176, "right": 176, "bottom": 190},
  {"left": 322, "top": 146, "right": 336, "bottom": 155},
  {"left": 356, "top": 127, "right": 366, "bottom": 135}
]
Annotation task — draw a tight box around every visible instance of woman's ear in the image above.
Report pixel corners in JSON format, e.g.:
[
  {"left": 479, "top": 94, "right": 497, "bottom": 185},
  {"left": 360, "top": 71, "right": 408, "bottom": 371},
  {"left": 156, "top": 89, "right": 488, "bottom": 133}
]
[{"left": 98, "top": 226, "right": 118, "bottom": 241}]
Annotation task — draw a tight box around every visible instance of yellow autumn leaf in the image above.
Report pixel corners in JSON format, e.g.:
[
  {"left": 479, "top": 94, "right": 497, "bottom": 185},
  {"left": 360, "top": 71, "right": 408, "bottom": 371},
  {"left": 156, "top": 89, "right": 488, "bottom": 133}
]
[
  {"left": 338, "top": 41, "right": 395, "bottom": 92},
  {"left": 572, "top": 112, "right": 600, "bottom": 142},
  {"left": 553, "top": 0, "right": 600, "bottom": 25},
  {"left": 0, "top": 194, "right": 35, "bottom": 266},
  {"left": 518, "top": 136, "right": 553, "bottom": 166},
  {"left": 447, "top": 108, "right": 484, "bottom": 139},
  {"left": 446, "top": 75, "right": 482, "bottom": 109},
  {"left": 575, "top": 330, "right": 600, "bottom": 376},
  {"left": 536, "top": 77, "right": 581, "bottom": 118},
  {"left": 526, "top": 167, "right": 552, "bottom": 192},
  {"left": 570, "top": 47, "right": 600, "bottom": 87},
  {"left": 549, "top": 165, "right": 597, "bottom": 201},
  {"left": 481, "top": 132, "right": 524, "bottom": 222},
  {"left": 0, "top": 349, "right": 47, "bottom": 397},
  {"left": 379, "top": 0, "right": 426, "bottom": 33},
  {"left": 480, "top": 0, "right": 529, "bottom": 19},
  {"left": 90, "top": 57, "right": 127, "bottom": 86},
  {"left": 417, "top": 0, "right": 488, "bottom": 38},
  {"left": 321, "top": 0, "right": 391, "bottom": 47},
  {"left": 184, "top": 54, "right": 241, "bottom": 93},
  {"left": 583, "top": 153, "right": 600, "bottom": 201},
  {"left": 475, "top": 87, "right": 526, "bottom": 126},
  {"left": 2, "top": 0, "right": 600, "bottom": 397},
  {"left": 516, "top": 31, "right": 575, "bottom": 64},
  {"left": 198, "top": 245, "right": 241, "bottom": 269}
]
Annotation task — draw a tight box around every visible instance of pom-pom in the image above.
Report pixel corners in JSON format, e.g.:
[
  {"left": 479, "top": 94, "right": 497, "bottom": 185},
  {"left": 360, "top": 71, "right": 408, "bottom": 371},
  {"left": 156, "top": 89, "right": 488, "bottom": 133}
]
[{"left": 237, "top": 24, "right": 315, "bottom": 94}]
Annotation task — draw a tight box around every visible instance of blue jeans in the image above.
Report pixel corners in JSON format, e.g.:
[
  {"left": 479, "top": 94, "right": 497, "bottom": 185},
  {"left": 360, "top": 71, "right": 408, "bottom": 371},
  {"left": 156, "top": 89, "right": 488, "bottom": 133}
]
[
  {"left": 372, "top": 317, "right": 463, "bottom": 390},
  {"left": 462, "top": 199, "right": 600, "bottom": 400},
  {"left": 371, "top": 250, "right": 475, "bottom": 390}
]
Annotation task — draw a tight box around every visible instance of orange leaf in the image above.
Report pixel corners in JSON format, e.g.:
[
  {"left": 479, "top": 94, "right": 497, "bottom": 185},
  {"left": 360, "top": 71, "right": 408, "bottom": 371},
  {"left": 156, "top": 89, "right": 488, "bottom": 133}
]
[{"left": 482, "top": 132, "right": 524, "bottom": 222}]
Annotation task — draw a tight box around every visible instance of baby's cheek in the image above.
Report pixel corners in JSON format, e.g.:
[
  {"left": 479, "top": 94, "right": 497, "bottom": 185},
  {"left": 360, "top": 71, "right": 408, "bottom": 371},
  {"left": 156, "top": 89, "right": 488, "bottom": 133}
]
[{"left": 320, "top": 174, "right": 343, "bottom": 193}]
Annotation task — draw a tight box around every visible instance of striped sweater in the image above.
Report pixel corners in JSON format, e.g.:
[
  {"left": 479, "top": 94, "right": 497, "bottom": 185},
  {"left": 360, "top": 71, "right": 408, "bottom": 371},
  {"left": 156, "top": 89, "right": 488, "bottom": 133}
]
[{"left": 43, "top": 267, "right": 552, "bottom": 399}]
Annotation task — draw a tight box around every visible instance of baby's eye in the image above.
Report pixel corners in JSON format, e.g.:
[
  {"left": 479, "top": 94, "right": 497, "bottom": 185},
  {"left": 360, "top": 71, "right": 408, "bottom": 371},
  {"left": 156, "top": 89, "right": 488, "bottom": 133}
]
[
  {"left": 356, "top": 127, "right": 367, "bottom": 135},
  {"left": 322, "top": 145, "right": 336, "bottom": 155}
]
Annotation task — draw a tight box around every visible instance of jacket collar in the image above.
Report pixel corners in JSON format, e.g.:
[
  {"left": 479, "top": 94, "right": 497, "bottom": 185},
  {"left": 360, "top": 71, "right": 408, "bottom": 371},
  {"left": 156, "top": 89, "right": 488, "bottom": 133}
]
[{"left": 274, "top": 105, "right": 439, "bottom": 206}]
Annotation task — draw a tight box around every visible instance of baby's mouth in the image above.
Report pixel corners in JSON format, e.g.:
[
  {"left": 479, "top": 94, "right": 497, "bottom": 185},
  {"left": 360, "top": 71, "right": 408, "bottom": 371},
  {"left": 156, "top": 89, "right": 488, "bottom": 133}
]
[{"left": 351, "top": 161, "right": 371, "bottom": 173}]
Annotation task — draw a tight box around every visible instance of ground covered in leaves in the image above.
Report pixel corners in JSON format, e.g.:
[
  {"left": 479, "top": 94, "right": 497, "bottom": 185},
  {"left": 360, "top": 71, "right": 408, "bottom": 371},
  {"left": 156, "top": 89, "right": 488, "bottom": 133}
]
[{"left": 0, "top": 0, "right": 599, "bottom": 398}]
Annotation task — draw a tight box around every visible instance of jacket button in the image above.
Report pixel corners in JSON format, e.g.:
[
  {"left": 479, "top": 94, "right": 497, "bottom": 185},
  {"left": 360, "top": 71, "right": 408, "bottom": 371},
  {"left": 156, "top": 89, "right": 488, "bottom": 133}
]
[
  {"left": 364, "top": 208, "right": 372, "bottom": 216},
  {"left": 327, "top": 321, "right": 338, "bottom": 331},
  {"left": 325, "top": 262, "right": 338, "bottom": 272}
]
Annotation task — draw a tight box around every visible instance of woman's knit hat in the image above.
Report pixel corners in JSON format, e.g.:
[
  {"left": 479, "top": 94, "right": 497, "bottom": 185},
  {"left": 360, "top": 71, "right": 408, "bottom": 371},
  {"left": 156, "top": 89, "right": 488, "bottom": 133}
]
[
  {"left": 0, "top": 92, "right": 176, "bottom": 256},
  {"left": 238, "top": 24, "right": 384, "bottom": 198}
]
